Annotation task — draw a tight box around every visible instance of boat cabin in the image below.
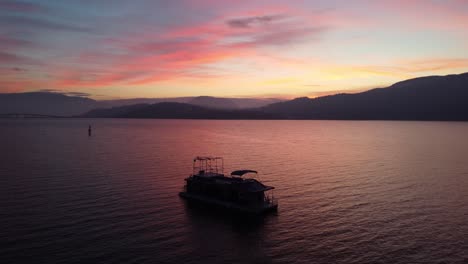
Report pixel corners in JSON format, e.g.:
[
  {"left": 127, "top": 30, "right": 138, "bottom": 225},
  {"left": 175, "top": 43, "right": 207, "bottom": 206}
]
[{"left": 182, "top": 156, "right": 277, "bottom": 212}]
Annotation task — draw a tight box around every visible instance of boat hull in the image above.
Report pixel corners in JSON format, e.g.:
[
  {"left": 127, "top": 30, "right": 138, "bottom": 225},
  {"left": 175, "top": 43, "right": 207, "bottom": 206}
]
[{"left": 179, "top": 192, "right": 278, "bottom": 214}]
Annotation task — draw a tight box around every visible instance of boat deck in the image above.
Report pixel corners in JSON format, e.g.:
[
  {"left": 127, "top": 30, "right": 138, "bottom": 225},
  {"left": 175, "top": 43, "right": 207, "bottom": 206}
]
[{"left": 179, "top": 192, "right": 278, "bottom": 214}]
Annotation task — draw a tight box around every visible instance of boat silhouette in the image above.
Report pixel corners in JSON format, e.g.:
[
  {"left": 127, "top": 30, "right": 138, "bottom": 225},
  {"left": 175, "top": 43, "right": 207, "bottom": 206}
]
[{"left": 179, "top": 156, "right": 278, "bottom": 214}]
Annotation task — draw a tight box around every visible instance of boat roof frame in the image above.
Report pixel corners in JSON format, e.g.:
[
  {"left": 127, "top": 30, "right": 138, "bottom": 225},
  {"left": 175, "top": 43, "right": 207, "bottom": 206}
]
[
  {"left": 231, "top": 170, "right": 258, "bottom": 176},
  {"left": 193, "top": 156, "right": 223, "bottom": 161},
  {"left": 193, "top": 156, "right": 224, "bottom": 176}
]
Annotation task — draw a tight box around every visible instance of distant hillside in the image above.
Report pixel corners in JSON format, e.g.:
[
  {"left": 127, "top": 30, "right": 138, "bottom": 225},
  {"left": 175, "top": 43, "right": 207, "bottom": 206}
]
[
  {"left": 0, "top": 92, "right": 98, "bottom": 116},
  {"left": 100, "top": 96, "right": 281, "bottom": 109},
  {"left": 83, "top": 102, "right": 276, "bottom": 119},
  {"left": 188, "top": 96, "right": 239, "bottom": 109},
  {"left": 4, "top": 73, "right": 467, "bottom": 120},
  {"left": 261, "top": 72, "right": 468, "bottom": 120},
  {"left": 83, "top": 72, "right": 468, "bottom": 121},
  {"left": 82, "top": 104, "right": 149, "bottom": 118},
  {"left": 186, "top": 96, "right": 282, "bottom": 109},
  {"left": 227, "top": 98, "right": 283, "bottom": 108},
  {"left": 97, "top": 97, "right": 192, "bottom": 109},
  {"left": 0, "top": 92, "right": 282, "bottom": 116}
]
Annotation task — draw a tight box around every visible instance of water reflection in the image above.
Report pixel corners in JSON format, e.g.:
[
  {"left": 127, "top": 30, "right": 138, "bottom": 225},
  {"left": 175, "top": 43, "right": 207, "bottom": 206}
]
[
  {"left": 182, "top": 199, "right": 276, "bottom": 263},
  {"left": 1, "top": 119, "right": 468, "bottom": 264}
]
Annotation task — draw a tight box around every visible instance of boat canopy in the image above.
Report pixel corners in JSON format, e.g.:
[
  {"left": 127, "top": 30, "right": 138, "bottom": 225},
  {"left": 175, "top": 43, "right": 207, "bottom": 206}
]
[
  {"left": 231, "top": 170, "right": 258, "bottom": 176},
  {"left": 194, "top": 156, "right": 223, "bottom": 161},
  {"left": 242, "top": 180, "right": 274, "bottom": 193}
]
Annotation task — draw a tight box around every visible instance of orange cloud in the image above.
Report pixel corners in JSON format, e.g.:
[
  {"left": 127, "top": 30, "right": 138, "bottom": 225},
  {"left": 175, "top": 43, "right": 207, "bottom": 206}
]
[
  {"left": 56, "top": 9, "right": 326, "bottom": 88},
  {"left": 2, "top": 0, "right": 466, "bottom": 98}
]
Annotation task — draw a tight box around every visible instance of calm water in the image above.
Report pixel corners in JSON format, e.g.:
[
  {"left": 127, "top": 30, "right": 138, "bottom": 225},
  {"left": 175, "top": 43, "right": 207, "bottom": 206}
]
[{"left": 1, "top": 119, "right": 468, "bottom": 263}]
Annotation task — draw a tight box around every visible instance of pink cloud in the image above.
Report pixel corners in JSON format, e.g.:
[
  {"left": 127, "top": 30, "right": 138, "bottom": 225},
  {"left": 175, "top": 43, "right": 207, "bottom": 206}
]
[
  {"left": 4, "top": 0, "right": 466, "bottom": 95},
  {"left": 56, "top": 8, "right": 327, "bottom": 87},
  {"left": 375, "top": 0, "right": 468, "bottom": 30},
  {"left": 0, "top": 36, "right": 32, "bottom": 49},
  {"left": 0, "top": 51, "right": 40, "bottom": 65},
  {"left": 0, "top": 1, "right": 44, "bottom": 13}
]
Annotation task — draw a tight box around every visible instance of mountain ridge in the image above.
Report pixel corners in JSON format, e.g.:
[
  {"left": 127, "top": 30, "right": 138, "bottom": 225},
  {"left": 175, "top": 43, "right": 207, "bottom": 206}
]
[
  {"left": 83, "top": 72, "right": 468, "bottom": 121},
  {"left": 83, "top": 102, "right": 277, "bottom": 119},
  {"left": 2, "top": 72, "right": 467, "bottom": 120},
  {"left": 0, "top": 93, "right": 282, "bottom": 116},
  {"left": 260, "top": 72, "right": 468, "bottom": 120}
]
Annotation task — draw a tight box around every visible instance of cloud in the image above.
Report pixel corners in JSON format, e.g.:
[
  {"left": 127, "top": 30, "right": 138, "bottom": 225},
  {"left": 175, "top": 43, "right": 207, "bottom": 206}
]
[
  {"left": 64, "top": 92, "right": 92, "bottom": 97},
  {"left": 131, "top": 38, "right": 212, "bottom": 55},
  {"left": 0, "top": 51, "right": 41, "bottom": 66},
  {"left": 57, "top": 10, "right": 325, "bottom": 87},
  {"left": 321, "top": 57, "right": 468, "bottom": 81},
  {"left": 0, "top": 3, "right": 333, "bottom": 91},
  {"left": 0, "top": 51, "right": 22, "bottom": 63},
  {"left": 0, "top": 16, "right": 92, "bottom": 33},
  {"left": 401, "top": 58, "right": 468, "bottom": 72},
  {"left": 246, "top": 26, "right": 325, "bottom": 46},
  {"left": 374, "top": 0, "right": 468, "bottom": 30},
  {"left": 1, "top": 0, "right": 466, "bottom": 97},
  {"left": 0, "top": 1, "right": 44, "bottom": 13},
  {"left": 0, "top": 36, "right": 33, "bottom": 49},
  {"left": 0, "top": 51, "right": 38, "bottom": 64},
  {"left": 34, "top": 89, "right": 91, "bottom": 97},
  {"left": 372, "top": 58, "right": 468, "bottom": 75},
  {"left": 35, "top": 89, "right": 60, "bottom": 93},
  {"left": 226, "top": 14, "right": 284, "bottom": 28},
  {"left": 57, "top": 11, "right": 319, "bottom": 87}
]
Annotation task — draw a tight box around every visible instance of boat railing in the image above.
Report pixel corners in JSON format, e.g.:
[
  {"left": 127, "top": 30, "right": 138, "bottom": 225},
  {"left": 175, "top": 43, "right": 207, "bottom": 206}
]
[
  {"left": 192, "top": 156, "right": 224, "bottom": 176},
  {"left": 264, "top": 191, "right": 277, "bottom": 206},
  {"left": 271, "top": 196, "right": 278, "bottom": 206}
]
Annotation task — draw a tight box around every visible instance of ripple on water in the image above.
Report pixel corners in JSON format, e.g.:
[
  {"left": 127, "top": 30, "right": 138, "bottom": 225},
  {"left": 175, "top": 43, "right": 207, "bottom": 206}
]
[{"left": 1, "top": 119, "right": 468, "bottom": 263}]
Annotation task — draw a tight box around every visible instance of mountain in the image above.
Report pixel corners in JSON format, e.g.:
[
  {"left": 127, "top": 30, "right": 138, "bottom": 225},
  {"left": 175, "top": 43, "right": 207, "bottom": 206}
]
[
  {"left": 0, "top": 92, "right": 98, "bottom": 116},
  {"left": 0, "top": 93, "right": 282, "bottom": 116},
  {"left": 97, "top": 97, "right": 192, "bottom": 109},
  {"left": 83, "top": 72, "right": 468, "bottom": 120},
  {"left": 100, "top": 96, "right": 281, "bottom": 109},
  {"left": 4, "top": 73, "right": 468, "bottom": 120},
  {"left": 186, "top": 96, "right": 283, "bottom": 109},
  {"left": 188, "top": 96, "right": 239, "bottom": 109},
  {"left": 223, "top": 98, "right": 283, "bottom": 108},
  {"left": 83, "top": 102, "right": 276, "bottom": 119},
  {"left": 261, "top": 73, "right": 468, "bottom": 121},
  {"left": 81, "top": 104, "right": 149, "bottom": 118}
]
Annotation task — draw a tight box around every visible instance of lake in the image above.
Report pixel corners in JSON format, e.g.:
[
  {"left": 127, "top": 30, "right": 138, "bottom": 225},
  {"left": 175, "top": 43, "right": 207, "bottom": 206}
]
[{"left": 1, "top": 119, "right": 468, "bottom": 263}]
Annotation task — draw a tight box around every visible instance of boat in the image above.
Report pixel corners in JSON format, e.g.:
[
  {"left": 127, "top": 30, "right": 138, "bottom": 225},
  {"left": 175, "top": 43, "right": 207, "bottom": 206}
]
[{"left": 179, "top": 156, "right": 278, "bottom": 214}]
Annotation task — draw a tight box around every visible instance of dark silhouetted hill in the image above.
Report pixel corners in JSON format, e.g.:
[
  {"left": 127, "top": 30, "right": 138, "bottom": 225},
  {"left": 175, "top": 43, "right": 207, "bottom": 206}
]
[
  {"left": 0, "top": 92, "right": 282, "bottom": 116},
  {"left": 262, "top": 73, "right": 468, "bottom": 121},
  {"left": 81, "top": 104, "right": 150, "bottom": 118},
  {"left": 97, "top": 97, "right": 192, "bottom": 108},
  {"left": 0, "top": 92, "right": 98, "bottom": 116},
  {"left": 188, "top": 96, "right": 239, "bottom": 109},
  {"left": 5, "top": 73, "right": 468, "bottom": 120},
  {"left": 83, "top": 102, "right": 276, "bottom": 119},
  {"left": 100, "top": 96, "right": 280, "bottom": 109},
  {"left": 231, "top": 98, "right": 283, "bottom": 108}
]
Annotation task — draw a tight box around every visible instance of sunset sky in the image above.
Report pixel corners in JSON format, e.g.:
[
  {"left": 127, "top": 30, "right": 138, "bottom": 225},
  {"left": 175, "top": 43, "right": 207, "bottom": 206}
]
[{"left": 1, "top": 0, "right": 467, "bottom": 99}]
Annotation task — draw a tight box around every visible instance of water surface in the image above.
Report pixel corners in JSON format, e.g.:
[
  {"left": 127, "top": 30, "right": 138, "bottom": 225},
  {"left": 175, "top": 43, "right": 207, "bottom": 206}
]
[{"left": 1, "top": 119, "right": 468, "bottom": 263}]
